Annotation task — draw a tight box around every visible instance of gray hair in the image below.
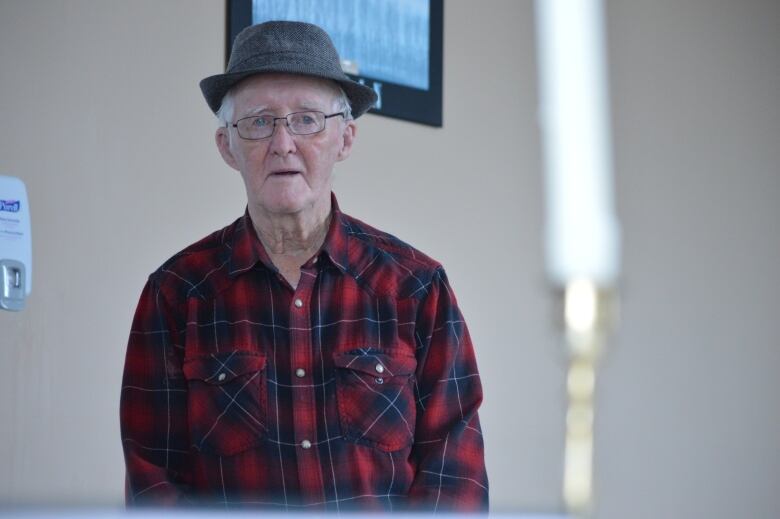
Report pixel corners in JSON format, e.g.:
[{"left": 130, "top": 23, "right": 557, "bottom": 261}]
[
  {"left": 216, "top": 80, "right": 352, "bottom": 125},
  {"left": 216, "top": 93, "right": 235, "bottom": 125},
  {"left": 333, "top": 86, "right": 353, "bottom": 121}
]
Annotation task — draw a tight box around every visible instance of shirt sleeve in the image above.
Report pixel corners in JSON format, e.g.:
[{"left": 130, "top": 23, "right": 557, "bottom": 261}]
[
  {"left": 120, "top": 275, "right": 191, "bottom": 505},
  {"left": 407, "top": 266, "right": 489, "bottom": 512}
]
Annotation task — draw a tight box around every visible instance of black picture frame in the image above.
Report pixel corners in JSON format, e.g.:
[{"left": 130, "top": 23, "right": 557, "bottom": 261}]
[{"left": 226, "top": 0, "right": 444, "bottom": 127}]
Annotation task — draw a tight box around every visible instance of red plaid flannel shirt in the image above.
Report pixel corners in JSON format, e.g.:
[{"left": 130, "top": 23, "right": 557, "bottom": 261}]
[{"left": 120, "top": 195, "right": 488, "bottom": 511}]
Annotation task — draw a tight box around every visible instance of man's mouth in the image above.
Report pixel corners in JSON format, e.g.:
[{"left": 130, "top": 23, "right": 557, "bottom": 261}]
[{"left": 271, "top": 170, "right": 301, "bottom": 177}]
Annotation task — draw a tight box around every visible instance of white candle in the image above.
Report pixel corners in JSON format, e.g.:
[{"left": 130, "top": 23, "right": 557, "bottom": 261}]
[{"left": 535, "top": 0, "right": 621, "bottom": 287}]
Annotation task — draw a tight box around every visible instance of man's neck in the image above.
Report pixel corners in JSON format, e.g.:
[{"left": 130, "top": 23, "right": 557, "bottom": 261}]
[{"left": 248, "top": 199, "right": 332, "bottom": 288}]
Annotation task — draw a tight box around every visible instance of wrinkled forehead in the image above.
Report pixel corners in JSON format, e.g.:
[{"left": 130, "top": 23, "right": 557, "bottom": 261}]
[{"left": 231, "top": 73, "right": 342, "bottom": 115}]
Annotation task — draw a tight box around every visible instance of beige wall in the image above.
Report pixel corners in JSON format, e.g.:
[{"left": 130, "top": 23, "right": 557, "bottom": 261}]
[{"left": 0, "top": 1, "right": 778, "bottom": 517}]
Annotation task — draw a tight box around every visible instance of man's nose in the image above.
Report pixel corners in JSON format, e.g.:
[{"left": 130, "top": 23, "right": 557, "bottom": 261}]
[{"left": 268, "top": 119, "right": 297, "bottom": 156}]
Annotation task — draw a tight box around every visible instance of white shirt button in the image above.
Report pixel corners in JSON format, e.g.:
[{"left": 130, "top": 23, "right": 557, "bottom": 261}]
[
  {"left": 295, "top": 368, "right": 306, "bottom": 378},
  {"left": 294, "top": 298, "right": 303, "bottom": 308},
  {"left": 217, "top": 373, "right": 226, "bottom": 382},
  {"left": 375, "top": 363, "right": 385, "bottom": 374},
  {"left": 301, "top": 439, "right": 312, "bottom": 449}
]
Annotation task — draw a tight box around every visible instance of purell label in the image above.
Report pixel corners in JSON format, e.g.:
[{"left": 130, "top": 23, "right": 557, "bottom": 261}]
[{"left": 0, "top": 200, "right": 20, "bottom": 213}]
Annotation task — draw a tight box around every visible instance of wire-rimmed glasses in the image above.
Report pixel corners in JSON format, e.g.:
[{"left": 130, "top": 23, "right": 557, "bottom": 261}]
[{"left": 228, "top": 111, "right": 345, "bottom": 140}]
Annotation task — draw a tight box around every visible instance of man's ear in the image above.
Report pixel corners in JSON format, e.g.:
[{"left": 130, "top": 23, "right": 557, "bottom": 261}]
[
  {"left": 336, "top": 120, "right": 357, "bottom": 162},
  {"left": 216, "top": 127, "right": 240, "bottom": 171}
]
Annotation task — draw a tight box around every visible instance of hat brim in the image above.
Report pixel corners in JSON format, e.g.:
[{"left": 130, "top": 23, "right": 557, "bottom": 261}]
[{"left": 199, "top": 66, "right": 377, "bottom": 119}]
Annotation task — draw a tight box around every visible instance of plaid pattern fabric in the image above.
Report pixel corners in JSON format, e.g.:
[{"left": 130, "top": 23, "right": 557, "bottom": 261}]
[{"left": 120, "top": 195, "right": 488, "bottom": 512}]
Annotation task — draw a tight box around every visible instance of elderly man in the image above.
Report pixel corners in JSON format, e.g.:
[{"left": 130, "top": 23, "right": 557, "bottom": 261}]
[{"left": 120, "top": 21, "right": 487, "bottom": 512}]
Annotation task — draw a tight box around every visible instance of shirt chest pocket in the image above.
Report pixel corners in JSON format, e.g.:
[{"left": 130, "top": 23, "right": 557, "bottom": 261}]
[
  {"left": 333, "top": 351, "right": 417, "bottom": 452},
  {"left": 183, "top": 351, "right": 267, "bottom": 456}
]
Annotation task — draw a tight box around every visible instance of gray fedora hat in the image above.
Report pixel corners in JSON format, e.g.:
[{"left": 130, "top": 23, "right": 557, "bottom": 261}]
[{"left": 200, "top": 21, "right": 377, "bottom": 118}]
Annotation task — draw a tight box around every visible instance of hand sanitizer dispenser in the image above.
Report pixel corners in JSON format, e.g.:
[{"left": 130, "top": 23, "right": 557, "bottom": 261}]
[{"left": 0, "top": 175, "right": 32, "bottom": 311}]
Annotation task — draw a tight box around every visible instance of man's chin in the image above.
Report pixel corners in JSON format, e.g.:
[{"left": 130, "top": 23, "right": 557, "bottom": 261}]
[{"left": 252, "top": 194, "right": 315, "bottom": 217}]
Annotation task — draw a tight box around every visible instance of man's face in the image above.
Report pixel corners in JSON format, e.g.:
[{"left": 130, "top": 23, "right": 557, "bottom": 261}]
[{"left": 216, "top": 73, "right": 356, "bottom": 217}]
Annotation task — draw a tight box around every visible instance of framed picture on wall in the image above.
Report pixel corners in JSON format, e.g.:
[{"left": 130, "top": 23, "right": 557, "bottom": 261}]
[{"left": 226, "top": 0, "right": 444, "bottom": 127}]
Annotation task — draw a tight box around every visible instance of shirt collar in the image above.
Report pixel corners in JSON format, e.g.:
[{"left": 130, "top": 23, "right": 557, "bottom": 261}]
[{"left": 228, "top": 192, "right": 350, "bottom": 277}]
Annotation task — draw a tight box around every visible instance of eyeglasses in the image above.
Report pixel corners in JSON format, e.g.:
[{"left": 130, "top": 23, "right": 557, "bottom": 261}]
[{"left": 228, "top": 110, "right": 345, "bottom": 140}]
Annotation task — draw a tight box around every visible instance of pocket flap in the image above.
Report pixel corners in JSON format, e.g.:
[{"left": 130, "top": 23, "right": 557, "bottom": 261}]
[
  {"left": 334, "top": 351, "right": 417, "bottom": 377},
  {"left": 183, "top": 351, "right": 266, "bottom": 385}
]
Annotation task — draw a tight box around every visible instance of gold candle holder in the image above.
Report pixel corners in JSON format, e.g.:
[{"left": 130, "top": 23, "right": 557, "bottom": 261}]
[{"left": 561, "top": 279, "right": 617, "bottom": 517}]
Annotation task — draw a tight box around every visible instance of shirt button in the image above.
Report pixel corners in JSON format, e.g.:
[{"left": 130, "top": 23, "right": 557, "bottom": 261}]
[
  {"left": 301, "top": 439, "right": 312, "bottom": 449},
  {"left": 375, "top": 363, "right": 385, "bottom": 374},
  {"left": 294, "top": 298, "right": 303, "bottom": 308},
  {"left": 217, "top": 373, "right": 226, "bottom": 382},
  {"left": 295, "top": 368, "right": 306, "bottom": 378}
]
